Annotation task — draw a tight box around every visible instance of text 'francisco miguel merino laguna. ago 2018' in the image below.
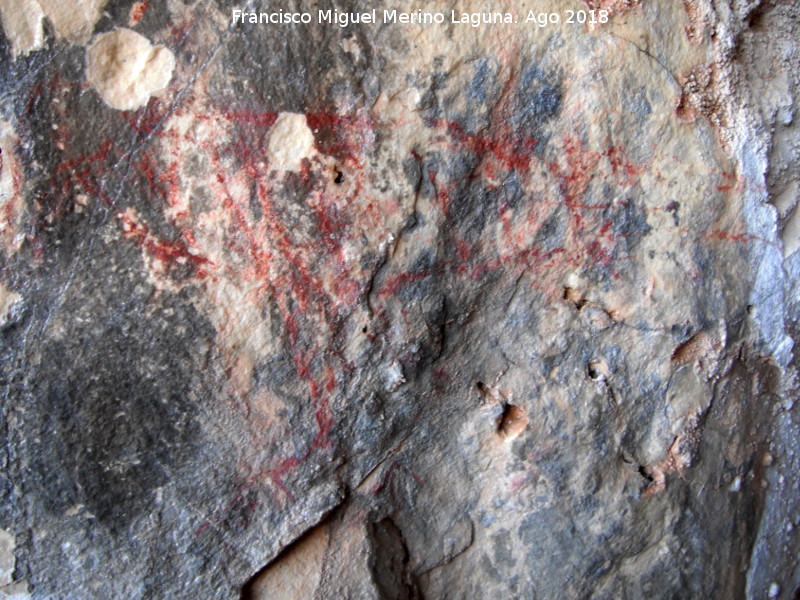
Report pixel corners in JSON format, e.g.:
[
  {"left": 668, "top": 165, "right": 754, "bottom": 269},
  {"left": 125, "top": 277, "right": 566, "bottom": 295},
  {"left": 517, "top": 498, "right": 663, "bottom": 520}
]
[{"left": 231, "top": 9, "right": 517, "bottom": 28}]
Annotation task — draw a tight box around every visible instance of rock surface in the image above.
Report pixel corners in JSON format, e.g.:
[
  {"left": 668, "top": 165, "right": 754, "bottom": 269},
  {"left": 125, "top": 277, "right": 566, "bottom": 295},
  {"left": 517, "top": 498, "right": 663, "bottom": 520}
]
[{"left": 0, "top": 1, "right": 798, "bottom": 599}]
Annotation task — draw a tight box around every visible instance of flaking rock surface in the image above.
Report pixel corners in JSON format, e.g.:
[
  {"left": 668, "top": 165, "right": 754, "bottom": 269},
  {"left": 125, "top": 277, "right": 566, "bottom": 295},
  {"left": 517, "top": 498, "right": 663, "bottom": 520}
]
[{"left": 0, "top": 1, "right": 798, "bottom": 599}]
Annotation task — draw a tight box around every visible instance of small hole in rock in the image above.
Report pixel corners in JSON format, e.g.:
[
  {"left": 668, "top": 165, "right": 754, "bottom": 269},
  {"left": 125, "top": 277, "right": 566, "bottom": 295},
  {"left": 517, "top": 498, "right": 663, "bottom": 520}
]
[
  {"left": 563, "top": 286, "right": 586, "bottom": 309},
  {"left": 362, "top": 325, "right": 368, "bottom": 333},
  {"left": 587, "top": 360, "right": 608, "bottom": 381},
  {"left": 497, "top": 404, "right": 527, "bottom": 439},
  {"left": 334, "top": 169, "right": 344, "bottom": 184}
]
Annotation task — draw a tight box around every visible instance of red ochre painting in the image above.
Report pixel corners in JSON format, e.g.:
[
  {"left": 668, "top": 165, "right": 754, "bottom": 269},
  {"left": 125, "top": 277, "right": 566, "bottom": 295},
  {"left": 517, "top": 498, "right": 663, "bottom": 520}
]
[{"left": 0, "top": 1, "right": 798, "bottom": 598}]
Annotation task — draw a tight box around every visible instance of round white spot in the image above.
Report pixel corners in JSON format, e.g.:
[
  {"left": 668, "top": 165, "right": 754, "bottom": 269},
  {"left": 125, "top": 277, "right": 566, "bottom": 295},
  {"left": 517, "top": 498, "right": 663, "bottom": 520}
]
[
  {"left": 86, "top": 28, "right": 175, "bottom": 111},
  {"left": 266, "top": 112, "right": 316, "bottom": 172}
]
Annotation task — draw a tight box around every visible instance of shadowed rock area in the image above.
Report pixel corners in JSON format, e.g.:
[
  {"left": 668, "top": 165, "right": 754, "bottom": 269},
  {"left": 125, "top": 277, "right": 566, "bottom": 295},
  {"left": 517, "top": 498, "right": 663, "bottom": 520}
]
[{"left": 0, "top": 0, "right": 798, "bottom": 598}]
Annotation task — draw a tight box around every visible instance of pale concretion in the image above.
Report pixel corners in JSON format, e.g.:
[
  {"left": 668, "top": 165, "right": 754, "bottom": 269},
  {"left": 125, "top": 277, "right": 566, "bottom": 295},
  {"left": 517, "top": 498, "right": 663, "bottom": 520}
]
[
  {"left": 0, "top": 0, "right": 44, "bottom": 58},
  {"left": 0, "top": 0, "right": 107, "bottom": 57},
  {"left": 85, "top": 28, "right": 175, "bottom": 111},
  {"left": 0, "top": 120, "right": 24, "bottom": 257},
  {"left": 266, "top": 112, "right": 317, "bottom": 172},
  {"left": 38, "top": 0, "right": 107, "bottom": 42}
]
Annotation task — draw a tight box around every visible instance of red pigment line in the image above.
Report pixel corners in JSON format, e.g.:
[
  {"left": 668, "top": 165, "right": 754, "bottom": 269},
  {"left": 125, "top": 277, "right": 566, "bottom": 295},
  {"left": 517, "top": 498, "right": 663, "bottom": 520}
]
[
  {"left": 574, "top": 202, "right": 611, "bottom": 210},
  {"left": 312, "top": 193, "right": 346, "bottom": 255},
  {"left": 555, "top": 135, "right": 601, "bottom": 227},
  {"left": 676, "top": 227, "right": 768, "bottom": 245},
  {"left": 105, "top": 107, "right": 370, "bottom": 526},
  {"left": 432, "top": 367, "right": 449, "bottom": 383},
  {"left": 221, "top": 110, "right": 278, "bottom": 128},
  {"left": 55, "top": 140, "right": 113, "bottom": 173},
  {"left": 173, "top": 110, "right": 425, "bottom": 520},
  {"left": 127, "top": 104, "right": 160, "bottom": 136},
  {"left": 203, "top": 149, "right": 273, "bottom": 278},
  {"left": 371, "top": 461, "right": 400, "bottom": 495},
  {"left": 438, "top": 119, "right": 538, "bottom": 173},
  {"left": 603, "top": 144, "right": 645, "bottom": 182},
  {"left": 48, "top": 140, "right": 116, "bottom": 213},
  {"left": 311, "top": 397, "right": 334, "bottom": 450},
  {"left": 697, "top": 229, "right": 753, "bottom": 242},
  {"left": 166, "top": 16, "right": 194, "bottom": 46},
  {"left": 374, "top": 217, "right": 631, "bottom": 298},
  {"left": 1, "top": 155, "right": 22, "bottom": 229},
  {"left": 371, "top": 460, "right": 425, "bottom": 497},
  {"left": 117, "top": 211, "right": 213, "bottom": 270},
  {"left": 135, "top": 152, "right": 162, "bottom": 194},
  {"left": 25, "top": 83, "right": 44, "bottom": 117},
  {"left": 585, "top": 240, "right": 613, "bottom": 267},
  {"left": 194, "top": 521, "right": 210, "bottom": 536},
  {"left": 324, "top": 365, "right": 336, "bottom": 392},
  {"left": 427, "top": 170, "right": 451, "bottom": 211},
  {"left": 312, "top": 192, "right": 372, "bottom": 299},
  {"left": 259, "top": 195, "right": 339, "bottom": 319},
  {"left": 377, "top": 270, "right": 435, "bottom": 299},
  {"left": 455, "top": 239, "right": 472, "bottom": 262},
  {"left": 715, "top": 170, "right": 738, "bottom": 192}
]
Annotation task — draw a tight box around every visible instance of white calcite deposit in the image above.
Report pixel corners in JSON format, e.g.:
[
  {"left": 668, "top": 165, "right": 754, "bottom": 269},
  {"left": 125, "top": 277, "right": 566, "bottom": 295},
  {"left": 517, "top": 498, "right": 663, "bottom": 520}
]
[
  {"left": 0, "top": 0, "right": 107, "bottom": 57},
  {"left": 86, "top": 28, "right": 175, "bottom": 111},
  {"left": 266, "top": 112, "right": 317, "bottom": 172}
]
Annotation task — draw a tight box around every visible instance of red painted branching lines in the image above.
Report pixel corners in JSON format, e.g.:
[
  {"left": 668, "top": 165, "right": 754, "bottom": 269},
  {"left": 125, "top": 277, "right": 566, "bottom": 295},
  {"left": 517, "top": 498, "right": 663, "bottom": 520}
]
[
  {"left": 129, "top": 107, "right": 376, "bottom": 528},
  {"left": 371, "top": 129, "right": 642, "bottom": 302},
  {"left": 117, "top": 209, "right": 214, "bottom": 275},
  {"left": 550, "top": 135, "right": 602, "bottom": 231},
  {"left": 204, "top": 174, "right": 343, "bottom": 494},
  {"left": 194, "top": 362, "right": 337, "bottom": 533},
  {"left": 437, "top": 119, "right": 538, "bottom": 173},
  {"left": 194, "top": 119, "right": 632, "bottom": 532},
  {"left": 32, "top": 94, "right": 767, "bottom": 534},
  {"left": 375, "top": 245, "right": 569, "bottom": 301},
  {"left": 48, "top": 140, "right": 115, "bottom": 213},
  {"left": 371, "top": 460, "right": 425, "bottom": 499},
  {"left": 603, "top": 144, "right": 645, "bottom": 183},
  {"left": 93, "top": 102, "right": 764, "bottom": 533}
]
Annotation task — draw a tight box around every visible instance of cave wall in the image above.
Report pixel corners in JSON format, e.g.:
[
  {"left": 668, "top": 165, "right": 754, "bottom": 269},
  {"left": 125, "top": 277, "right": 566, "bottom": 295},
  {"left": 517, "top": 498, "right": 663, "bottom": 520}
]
[{"left": 0, "top": 1, "right": 798, "bottom": 598}]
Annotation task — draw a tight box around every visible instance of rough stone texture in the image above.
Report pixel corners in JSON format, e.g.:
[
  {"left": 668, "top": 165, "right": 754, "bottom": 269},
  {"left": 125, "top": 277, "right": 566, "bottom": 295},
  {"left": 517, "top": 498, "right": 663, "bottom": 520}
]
[{"left": 0, "top": 0, "right": 798, "bottom": 598}]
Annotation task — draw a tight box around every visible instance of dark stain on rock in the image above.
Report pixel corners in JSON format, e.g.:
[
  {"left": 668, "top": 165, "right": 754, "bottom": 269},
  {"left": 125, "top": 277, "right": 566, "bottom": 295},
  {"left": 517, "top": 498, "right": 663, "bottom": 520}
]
[
  {"left": 608, "top": 197, "right": 651, "bottom": 249},
  {"left": 491, "top": 530, "right": 516, "bottom": 567},
  {"left": 513, "top": 64, "right": 563, "bottom": 137},
  {"left": 534, "top": 207, "right": 567, "bottom": 251},
  {"left": 219, "top": 0, "right": 381, "bottom": 110},
  {"left": 17, "top": 239, "right": 212, "bottom": 535},
  {"left": 32, "top": 350, "right": 201, "bottom": 530}
]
